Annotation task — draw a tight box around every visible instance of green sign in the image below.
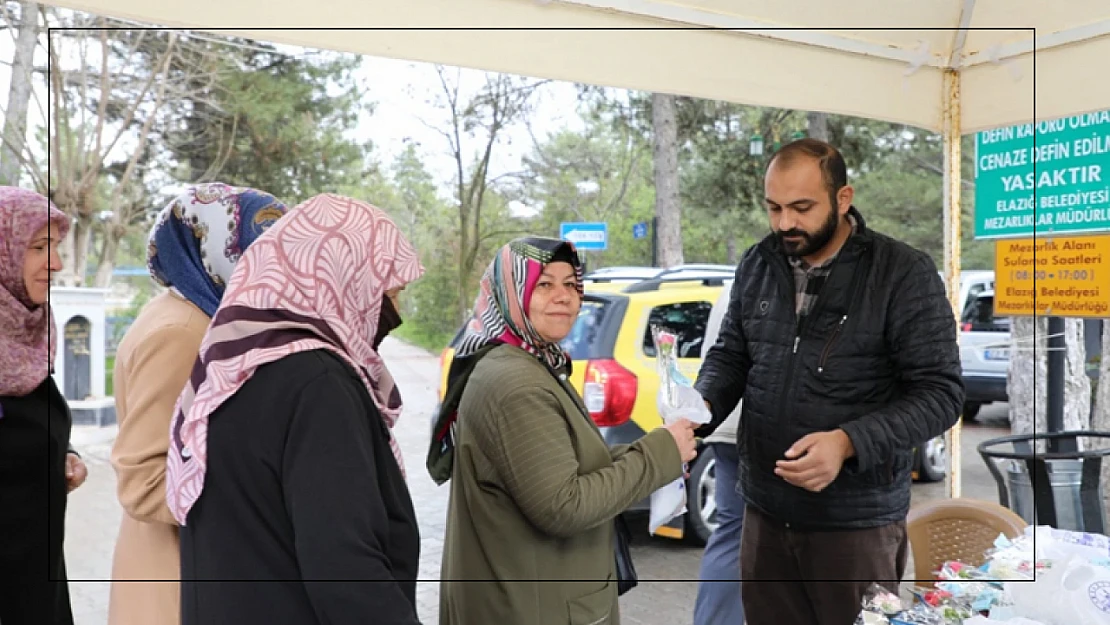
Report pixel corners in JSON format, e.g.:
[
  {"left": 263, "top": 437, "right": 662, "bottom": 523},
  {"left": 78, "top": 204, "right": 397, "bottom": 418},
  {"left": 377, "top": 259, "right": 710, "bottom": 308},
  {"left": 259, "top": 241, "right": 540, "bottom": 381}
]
[{"left": 974, "top": 110, "right": 1110, "bottom": 239}]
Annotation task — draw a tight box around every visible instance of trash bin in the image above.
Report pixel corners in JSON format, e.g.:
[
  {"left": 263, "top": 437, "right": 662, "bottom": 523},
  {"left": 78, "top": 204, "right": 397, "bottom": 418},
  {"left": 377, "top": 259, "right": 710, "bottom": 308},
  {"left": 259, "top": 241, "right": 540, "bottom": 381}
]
[
  {"left": 1007, "top": 460, "right": 1083, "bottom": 529},
  {"left": 978, "top": 431, "right": 1110, "bottom": 534}
]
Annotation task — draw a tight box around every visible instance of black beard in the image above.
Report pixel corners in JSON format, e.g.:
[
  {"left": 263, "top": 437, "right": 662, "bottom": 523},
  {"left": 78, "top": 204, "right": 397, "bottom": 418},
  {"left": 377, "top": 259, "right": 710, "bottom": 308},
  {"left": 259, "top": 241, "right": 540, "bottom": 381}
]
[{"left": 777, "top": 206, "right": 841, "bottom": 258}]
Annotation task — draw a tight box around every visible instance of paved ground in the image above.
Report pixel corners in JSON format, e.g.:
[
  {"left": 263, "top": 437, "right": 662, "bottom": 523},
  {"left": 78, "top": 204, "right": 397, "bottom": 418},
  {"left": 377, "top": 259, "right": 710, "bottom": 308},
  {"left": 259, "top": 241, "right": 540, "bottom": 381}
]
[{"left": 63, "top": 338, "right": 1014, "bottom": 625}]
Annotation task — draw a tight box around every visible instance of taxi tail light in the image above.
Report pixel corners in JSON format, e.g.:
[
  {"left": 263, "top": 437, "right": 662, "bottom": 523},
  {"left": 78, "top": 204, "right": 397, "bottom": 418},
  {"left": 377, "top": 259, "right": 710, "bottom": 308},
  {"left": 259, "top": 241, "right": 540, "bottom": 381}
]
[{"left": 582, "top": 359, "right": 638, "bottom": 427}]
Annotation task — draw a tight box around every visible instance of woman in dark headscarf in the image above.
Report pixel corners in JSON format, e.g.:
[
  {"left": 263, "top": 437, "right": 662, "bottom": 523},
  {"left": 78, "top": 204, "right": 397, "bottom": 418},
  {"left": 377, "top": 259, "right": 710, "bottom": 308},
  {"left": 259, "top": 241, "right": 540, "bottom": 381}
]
[
  {"left": 0, "top": 186, "right": 85, "bottom": 625},
  {"left": 430, "top": 237, "right": 698, "bottom": 625},
  {"left": 108, "top": 183, "right": 288, "bottom": 625}
]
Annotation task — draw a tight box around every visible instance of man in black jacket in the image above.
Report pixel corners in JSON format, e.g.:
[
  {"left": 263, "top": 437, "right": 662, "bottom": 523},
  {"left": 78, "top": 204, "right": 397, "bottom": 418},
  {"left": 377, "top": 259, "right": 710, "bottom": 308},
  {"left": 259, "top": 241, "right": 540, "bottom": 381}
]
[{"left": 694, "top": 138, "right": 963, "bottom": 625}]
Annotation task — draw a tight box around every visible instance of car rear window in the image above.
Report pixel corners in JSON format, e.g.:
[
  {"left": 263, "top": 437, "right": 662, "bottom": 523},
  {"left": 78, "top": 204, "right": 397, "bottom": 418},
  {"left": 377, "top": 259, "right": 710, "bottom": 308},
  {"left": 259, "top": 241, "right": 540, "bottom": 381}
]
[
  {"left": 962, "top": 295, "right": 1009, "bottom": 332},
  {"left": 561, "top": 297, "right": 614, "bottom": 360},
  {"left": 641, "top": 301, "right": 714, "bottom": 358}
]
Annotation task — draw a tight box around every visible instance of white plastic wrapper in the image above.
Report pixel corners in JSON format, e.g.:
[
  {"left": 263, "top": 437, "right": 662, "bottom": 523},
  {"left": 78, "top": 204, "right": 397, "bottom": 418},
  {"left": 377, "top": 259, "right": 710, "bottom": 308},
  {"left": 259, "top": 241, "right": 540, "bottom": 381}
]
[
  {"left": 964, "top": 617, "right": 1048, "bottom": 625},
  {"left": 648, "top": 326, "right": 712, "bottom": 535},
  {"left": 1005, "top": 555, "right": 1110, "bottom": 625}
]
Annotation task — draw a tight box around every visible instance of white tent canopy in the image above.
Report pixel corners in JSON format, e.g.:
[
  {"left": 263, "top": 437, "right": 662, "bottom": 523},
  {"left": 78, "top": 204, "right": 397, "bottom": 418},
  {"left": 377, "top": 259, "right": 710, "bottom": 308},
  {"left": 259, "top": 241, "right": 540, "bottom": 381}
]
[{"left": 43, "top": 0, "right": 1110, "bottom": 133}]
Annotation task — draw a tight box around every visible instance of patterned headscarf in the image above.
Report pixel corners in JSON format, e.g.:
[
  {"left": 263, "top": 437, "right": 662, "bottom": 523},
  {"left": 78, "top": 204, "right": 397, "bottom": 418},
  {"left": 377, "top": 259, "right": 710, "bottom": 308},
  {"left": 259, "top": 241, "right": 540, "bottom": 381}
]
[
  {"left": 426, "top": 236, "right": 581, "bottom": 484},
  {"left": 0, "top": 187, "right": 70, "bottom": 397},
  {"left": 165, "top": 194, "right": 425, "bottom": 525},
  {"left": 453, "top": 236, "right": 583, "bottom": 371},
  {"left": 147, "top": 183, "right": 288, "bottom": 317}
]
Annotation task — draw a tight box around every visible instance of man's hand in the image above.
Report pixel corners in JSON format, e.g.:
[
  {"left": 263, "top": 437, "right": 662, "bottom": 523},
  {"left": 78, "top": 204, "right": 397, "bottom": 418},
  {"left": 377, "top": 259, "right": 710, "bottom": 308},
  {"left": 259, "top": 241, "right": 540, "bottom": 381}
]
[
  {"left": 65, "top": 452, "right": 88, "bottom": 493},
  {"left": 774, "top": 429, "right": 855, "bottom": 493}
]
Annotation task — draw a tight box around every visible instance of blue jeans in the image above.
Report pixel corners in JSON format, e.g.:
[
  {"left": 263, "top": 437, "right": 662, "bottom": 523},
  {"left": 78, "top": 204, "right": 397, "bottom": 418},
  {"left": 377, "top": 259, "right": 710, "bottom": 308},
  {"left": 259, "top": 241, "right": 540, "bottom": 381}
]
[{"left": 694, "top": 443, "right": 745, "bottom": 625}]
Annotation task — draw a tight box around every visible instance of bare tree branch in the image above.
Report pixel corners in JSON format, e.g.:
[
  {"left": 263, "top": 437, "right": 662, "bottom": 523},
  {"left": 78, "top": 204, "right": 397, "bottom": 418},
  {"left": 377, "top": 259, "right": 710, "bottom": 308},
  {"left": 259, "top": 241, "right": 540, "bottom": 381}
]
[{"left": 478, "top": 228, "right": 532, "bottom": 245}]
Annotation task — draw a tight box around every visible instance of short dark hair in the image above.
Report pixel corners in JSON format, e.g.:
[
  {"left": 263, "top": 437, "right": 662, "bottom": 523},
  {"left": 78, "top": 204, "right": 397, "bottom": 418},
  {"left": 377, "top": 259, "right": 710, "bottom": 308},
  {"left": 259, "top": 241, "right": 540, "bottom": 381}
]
[{"left": 767, "top": 138, "right": 848, "bottom": 206}]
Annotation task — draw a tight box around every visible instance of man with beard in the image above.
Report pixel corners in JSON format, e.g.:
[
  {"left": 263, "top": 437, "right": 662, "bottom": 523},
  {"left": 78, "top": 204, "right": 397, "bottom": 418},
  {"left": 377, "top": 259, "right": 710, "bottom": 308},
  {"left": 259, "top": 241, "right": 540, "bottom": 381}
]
[{"left": 694, "top": 138, "right": 963, "bottom": 625}]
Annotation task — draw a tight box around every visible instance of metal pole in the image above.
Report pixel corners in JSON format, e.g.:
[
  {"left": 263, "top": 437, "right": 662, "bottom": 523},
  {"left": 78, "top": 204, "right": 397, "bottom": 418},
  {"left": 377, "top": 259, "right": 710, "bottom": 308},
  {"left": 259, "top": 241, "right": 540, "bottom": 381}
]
[{"left": 942, "top": 69, "right": 963, "bottom": 499}]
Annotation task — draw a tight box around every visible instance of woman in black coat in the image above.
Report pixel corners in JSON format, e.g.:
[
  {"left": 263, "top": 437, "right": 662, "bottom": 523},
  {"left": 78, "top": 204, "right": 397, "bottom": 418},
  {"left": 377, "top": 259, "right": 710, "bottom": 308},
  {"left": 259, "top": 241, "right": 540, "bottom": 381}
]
[
  {"left": 0, "top": 187, "right": 88, "bottom": 625},
  {"left": 166, "top": 194, "right": 426, "bottom": 625}
]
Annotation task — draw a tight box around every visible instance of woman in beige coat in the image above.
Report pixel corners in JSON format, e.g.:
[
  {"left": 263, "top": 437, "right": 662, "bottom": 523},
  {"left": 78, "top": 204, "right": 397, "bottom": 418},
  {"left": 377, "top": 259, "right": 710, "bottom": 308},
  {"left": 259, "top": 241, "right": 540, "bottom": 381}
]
[{"left": 107, "top": 184, "right": 286, "bottom": 625}]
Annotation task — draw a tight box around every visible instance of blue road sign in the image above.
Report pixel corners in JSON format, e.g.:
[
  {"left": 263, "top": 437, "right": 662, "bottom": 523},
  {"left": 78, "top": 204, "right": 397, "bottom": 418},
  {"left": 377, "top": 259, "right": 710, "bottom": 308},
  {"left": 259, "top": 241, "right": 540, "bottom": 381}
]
[
  {"left": 632, "top": 222, "right": 648, "bottom": 240},
  {"left": 560, "top": 222, "right": 608, "bottom": 251}
]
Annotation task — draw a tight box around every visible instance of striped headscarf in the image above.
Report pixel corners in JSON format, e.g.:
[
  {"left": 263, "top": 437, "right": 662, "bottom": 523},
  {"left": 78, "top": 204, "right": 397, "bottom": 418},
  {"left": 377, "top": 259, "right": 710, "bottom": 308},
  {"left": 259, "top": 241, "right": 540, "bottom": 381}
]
[
  {"left": 165, "top": 194, "right": 425, "bottom": 525},
  {"left": 452, "top": 236, "right": 583, "bottom": 371},
  {"left": 427, "top": 236, "right": 581, "bottom": 484}
]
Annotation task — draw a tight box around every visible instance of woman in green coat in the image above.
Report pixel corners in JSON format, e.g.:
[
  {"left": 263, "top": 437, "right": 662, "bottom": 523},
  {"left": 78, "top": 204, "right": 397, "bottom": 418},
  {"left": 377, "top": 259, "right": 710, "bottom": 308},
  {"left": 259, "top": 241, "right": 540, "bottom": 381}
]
[{"left": 429, "top": 237, "right": 698, "bottom": 625}]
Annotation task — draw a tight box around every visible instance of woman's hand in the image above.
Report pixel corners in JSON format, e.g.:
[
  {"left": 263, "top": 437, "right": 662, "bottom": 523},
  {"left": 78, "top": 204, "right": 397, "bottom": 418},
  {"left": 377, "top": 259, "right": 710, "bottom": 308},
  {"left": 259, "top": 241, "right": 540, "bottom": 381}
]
[
  {"left": 65, "top": 453, "right": 88, "bottom": 493},
  {"left": 664, "top": 418, "right": 698, "bottom": 464}
]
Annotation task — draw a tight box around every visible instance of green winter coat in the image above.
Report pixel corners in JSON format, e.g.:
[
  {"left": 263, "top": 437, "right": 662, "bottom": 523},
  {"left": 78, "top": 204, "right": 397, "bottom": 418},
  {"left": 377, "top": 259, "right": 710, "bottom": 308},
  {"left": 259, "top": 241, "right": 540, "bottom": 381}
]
[{"left": 440, "top": 344, "right": 684, "bottom": 625}]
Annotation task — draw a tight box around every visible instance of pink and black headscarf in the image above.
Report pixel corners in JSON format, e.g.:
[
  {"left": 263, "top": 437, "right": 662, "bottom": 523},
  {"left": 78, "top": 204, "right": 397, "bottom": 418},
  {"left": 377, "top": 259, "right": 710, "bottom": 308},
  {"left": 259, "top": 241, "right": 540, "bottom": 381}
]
[
  {"left": 452, "top": 236, "right": 583, "bottom": 371},
  {"left": 165, "top": 193, "right": 424, "bottom": 525},
  {"left": 427, "top": 236, "right": 581, "bottom": 484},
  {"left": 0, "top": 187, "right": 70, "bottom": 397}
]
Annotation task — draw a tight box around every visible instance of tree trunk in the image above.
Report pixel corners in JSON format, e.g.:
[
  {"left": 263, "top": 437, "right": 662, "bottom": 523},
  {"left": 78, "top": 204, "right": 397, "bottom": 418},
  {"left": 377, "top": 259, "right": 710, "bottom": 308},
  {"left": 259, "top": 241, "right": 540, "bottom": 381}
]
[
  {"left": 1008, "top": 317, "right": 1047, "bottom": 448},
  {"left": 1095, "top": 321, "right": 1110, "bottom": 431},
  {"left": 806, "top": 111, "right": 830, "bottom": 143},
  {"left": 652, "top": 92, "right": 683, "bottom": 268},
  {"left": 52, "top": 200, "right": 90, "bottom": 287},
  {"left": 57, "top": 220, "right": 78, "bottom": 286},
  {"left": 0, "top": 0, "right": 40, "bottom": 186},
  {"left": 457, "top": 209, "right": 470, "bottom": 323},
  {"left": 727, "top": 234, "right": 738, "bottom": 265},
  {"left": 1092, "top": 321, "right": 1110, "bottom": 508},
  {"left": 1065, "top": 318, "right": 1092, "bottom": 432},
  {"left": 1009, "top": 317, "right": 1092, "bottom": 451},
  {"left": 457, "top": 263, "right": 469, "bottom": 323},
  {"left": 70, "top": 216, "right": 92, "bottom": 287},
  {"left": 92, "top": 226, "right": 123, "bottom": 287},
  {"left": 187, "top": 94, "right": 216, "bottom": 180}
]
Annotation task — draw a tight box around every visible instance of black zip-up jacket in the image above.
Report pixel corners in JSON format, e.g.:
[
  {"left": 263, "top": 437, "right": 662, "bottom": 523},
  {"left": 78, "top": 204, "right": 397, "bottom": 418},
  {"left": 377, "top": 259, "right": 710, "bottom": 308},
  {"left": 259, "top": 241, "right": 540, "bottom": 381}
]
[{"left": 694, "top": 208, "right": 963, "bottom": 529}]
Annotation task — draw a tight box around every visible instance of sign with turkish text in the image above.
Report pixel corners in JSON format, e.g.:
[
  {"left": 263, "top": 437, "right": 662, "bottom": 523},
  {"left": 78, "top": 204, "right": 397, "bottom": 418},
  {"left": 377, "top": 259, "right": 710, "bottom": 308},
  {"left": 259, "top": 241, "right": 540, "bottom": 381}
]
[
  {"left": 974, "top": 110, "right": 1110, "bottom": 239},
  {"left": 994, "top": 234, "right": 1110, "bottom": 318},
  {"left": 560, "top": 222, "right": 608, "bottom": 251}
]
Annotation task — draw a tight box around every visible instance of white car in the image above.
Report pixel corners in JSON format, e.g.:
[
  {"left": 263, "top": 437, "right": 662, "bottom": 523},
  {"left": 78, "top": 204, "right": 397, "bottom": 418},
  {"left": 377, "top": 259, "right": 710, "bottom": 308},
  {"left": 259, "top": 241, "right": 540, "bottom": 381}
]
[
  {"left": 959, "top": 290, "right": 1011, "bottom": 421},
  {"left": 938, "top": 270, "right": 1011, "bottom": 420}
]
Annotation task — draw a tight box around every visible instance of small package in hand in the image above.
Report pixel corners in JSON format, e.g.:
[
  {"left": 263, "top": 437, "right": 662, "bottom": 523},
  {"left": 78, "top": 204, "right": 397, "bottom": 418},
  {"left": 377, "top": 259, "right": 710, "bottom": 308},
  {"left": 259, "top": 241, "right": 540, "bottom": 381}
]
[
  {"left": 652, "top": 326, "right": 712, "bottom": 425},
  {"left": 647, "top": 326, "right": 712, "bottom": 534}
]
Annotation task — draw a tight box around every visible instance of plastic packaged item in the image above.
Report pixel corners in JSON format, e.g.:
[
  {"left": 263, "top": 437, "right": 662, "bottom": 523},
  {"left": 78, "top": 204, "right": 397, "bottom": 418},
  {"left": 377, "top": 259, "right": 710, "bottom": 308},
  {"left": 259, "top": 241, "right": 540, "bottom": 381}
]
[
  {"left": 857, "top": 613, "right": 891, "bottom": 625},
  {"left": 888, "top": 602, "right": 946, "bottom": 625},
  {"left": 861, "top": 583, "right": 905, "bottom": 615},
  {"left": 855, "top": 614, "right": 888, "bottom": 625},
  {"left": 938, "top": 560, "right": 993, "bottom": 581},
  {"left": 651, "top": 326, "right": 711, "bottom": 425},
  {"left": 964, "top": 617, "right": 1048, "bottom": 625},
  {"left": 646, "top": 326, "right": 711, "bottom": 534},
  {"left": 1029, "top": 526, "right": 1110, "bottom": 564},
  {"left": 1006, "top": 555, "right": 1110, "bottom": 624}
]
